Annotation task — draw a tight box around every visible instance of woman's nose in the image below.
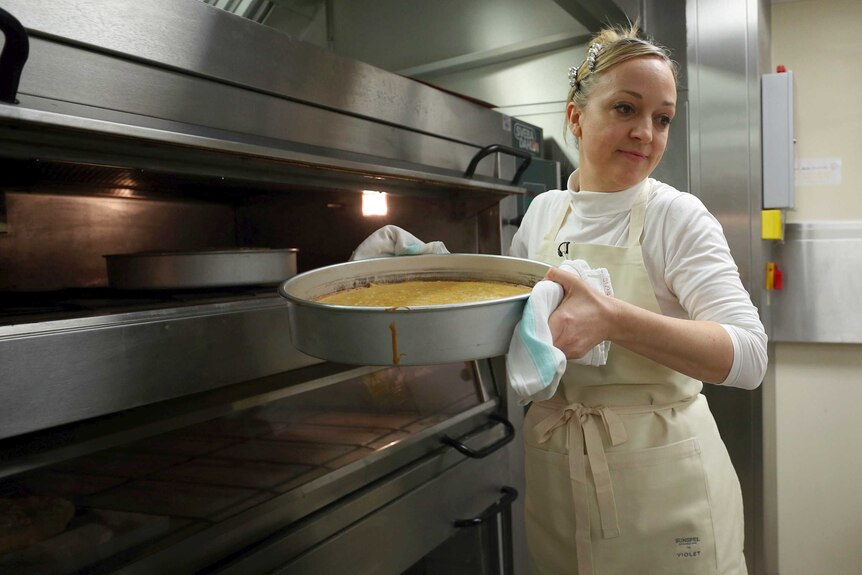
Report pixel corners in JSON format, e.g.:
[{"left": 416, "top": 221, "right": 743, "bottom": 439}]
[{"left": 630, "top": 118, "right": 653, "bottom": 142}]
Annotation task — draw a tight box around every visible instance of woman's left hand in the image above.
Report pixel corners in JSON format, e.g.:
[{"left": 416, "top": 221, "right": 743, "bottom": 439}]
[{"left": 545, "top": 267, "right": 616, "bottom": 360}]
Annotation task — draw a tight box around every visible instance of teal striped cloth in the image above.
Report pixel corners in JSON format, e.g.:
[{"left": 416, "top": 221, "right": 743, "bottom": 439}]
[{"left": 506, "top": 260, "right": 612, "bottom": 404}]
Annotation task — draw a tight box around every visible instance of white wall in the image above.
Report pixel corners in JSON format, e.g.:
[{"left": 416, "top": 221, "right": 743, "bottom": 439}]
[
  {"left": 770, "top": 1, "right": 862, "bottom": 574},
  {"left": 773, "top": 0, "right": 862, "bottom": 221}
]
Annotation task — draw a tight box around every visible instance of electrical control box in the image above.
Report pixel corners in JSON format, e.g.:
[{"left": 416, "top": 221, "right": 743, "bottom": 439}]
[{"left": 762, "top": 70, "right": 795, "bottom": 209}]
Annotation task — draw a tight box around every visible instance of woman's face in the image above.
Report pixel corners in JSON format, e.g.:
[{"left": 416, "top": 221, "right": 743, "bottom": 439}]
[{"left": 568, "top": 56, "right": 677, "bottom": 192}]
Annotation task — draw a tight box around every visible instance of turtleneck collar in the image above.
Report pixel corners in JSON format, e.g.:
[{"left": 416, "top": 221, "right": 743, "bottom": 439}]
[{"left": 565, "top": 170, "right": 650, "bottom": 218}]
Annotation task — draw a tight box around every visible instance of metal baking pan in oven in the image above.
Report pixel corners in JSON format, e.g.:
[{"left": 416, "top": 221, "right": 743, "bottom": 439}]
[
  {"left": 104, "top": 248, "right": 298, "bottom": 289},
  {"left": 278, "top": 254, "right": 550, "bottom": 366}
]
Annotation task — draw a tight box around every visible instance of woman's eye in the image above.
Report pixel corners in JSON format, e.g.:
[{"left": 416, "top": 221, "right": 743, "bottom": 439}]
[
  {"left": 657, "top": 115, "right": 673, "bottom": 127},
  {"left": 613, "top": 103, "right": 635, "bottom": 115}
]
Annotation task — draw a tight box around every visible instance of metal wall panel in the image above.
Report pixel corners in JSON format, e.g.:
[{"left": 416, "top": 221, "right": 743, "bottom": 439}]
[
  {"left": 772, "top": 222, "right": 862, "bottom": 343},
  {"left": 686, "top": 2, "right": 772, "bottom": 573}
]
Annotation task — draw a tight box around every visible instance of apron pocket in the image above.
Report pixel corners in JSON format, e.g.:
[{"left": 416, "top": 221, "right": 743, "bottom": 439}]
[
  {"left": 596, "top": 437, "right": 718, "bottom": 575},
  {"left": 524, "top": 445, "right": 580, "bottom": 574}
]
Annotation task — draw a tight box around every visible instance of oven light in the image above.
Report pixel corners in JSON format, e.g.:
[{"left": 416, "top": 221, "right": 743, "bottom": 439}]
[{"left": 362, "top": 190, "right": 388, "bottom": 216}]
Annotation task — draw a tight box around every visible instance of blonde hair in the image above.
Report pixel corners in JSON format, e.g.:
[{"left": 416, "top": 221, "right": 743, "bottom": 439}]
[{"left": 566, "top": 25, "right": 678, "bottom": 136}]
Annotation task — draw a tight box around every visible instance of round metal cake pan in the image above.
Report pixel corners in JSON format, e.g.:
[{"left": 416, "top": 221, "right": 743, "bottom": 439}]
[
  {"left": 278, "top": 254, "right": 550, "bottom": 366},
  {"left": 105, "top": 248, "right": 298, "bottom": 290}
]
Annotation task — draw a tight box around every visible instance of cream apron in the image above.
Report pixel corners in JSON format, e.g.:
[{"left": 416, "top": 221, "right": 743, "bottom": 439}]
[{"left": 523, "top": 183, "right": 747, "bottom": 575}]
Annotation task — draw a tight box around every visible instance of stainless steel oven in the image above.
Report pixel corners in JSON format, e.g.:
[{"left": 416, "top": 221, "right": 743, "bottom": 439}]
[
  {"left": 0, "top": 0, "right": 533, "bottom": 572},
  {"left": 0, "top": 357, "right": 521, "bottom": 574}
]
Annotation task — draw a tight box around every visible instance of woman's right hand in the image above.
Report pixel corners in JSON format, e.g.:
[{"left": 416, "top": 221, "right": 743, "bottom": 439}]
[
  {"left": 545, "top": 266, "right": 616, "bottom": 360},
  {"left": 350, "top": 225, "right": 449, "bottom": 261}
]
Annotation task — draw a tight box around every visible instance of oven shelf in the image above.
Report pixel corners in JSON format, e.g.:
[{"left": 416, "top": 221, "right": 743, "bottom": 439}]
[{"left": 0, "top": 296, "right": 320, "bottom": 440}]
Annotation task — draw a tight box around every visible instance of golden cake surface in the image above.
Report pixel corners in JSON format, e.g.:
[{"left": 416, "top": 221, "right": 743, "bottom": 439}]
[{"left": 315, "top": 280, "right": 531, "bottom": 307}]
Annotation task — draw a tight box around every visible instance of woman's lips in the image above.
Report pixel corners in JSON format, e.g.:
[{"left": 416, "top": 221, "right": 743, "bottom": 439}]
[{"left": 620, "top": 150, "right": 648, "bottom": 161}]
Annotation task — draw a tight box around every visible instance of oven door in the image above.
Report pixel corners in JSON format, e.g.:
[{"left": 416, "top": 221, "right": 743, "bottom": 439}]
[
  {"left": 0, "top": 358, "right": 522, "bottom": 575},
  {"left": 212, "top": 418, "right": 518, "bottom": 575}
]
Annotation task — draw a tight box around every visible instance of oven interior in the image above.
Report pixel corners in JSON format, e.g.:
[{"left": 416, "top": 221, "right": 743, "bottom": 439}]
[{"left": 0, "top": 160, "right": 525, "bottom": 574}]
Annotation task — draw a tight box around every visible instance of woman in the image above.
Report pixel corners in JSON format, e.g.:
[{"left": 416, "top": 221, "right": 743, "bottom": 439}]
[{"left": 508, "top": 26, "right": 767, "bottom": 575}]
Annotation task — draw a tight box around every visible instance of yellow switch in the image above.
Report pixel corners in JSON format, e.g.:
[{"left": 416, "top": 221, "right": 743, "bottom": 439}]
[{"left": 762, "top": 209, "right": 784, "bottom": 240}]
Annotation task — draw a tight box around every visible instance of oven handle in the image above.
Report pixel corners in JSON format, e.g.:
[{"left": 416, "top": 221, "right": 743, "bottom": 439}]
[
  {"left": 441, "top": 412, "right": 515, "bottom": 458},
  {"left": 464, "top": 144, "right": 532, "bottom": 185},
  {"left": 454, "top": 486, "right": 519, "bottom": 528},
  {"left": 0, "top": 6, "right": 29, "bottom": 105}
]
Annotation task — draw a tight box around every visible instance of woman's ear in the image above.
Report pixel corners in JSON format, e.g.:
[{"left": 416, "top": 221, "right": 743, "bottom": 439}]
[{"left": 566, "top": 101, "right": 582, "bottom": 139}]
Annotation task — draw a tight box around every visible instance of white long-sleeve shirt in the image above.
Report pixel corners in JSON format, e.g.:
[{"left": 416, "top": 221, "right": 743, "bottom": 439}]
[{"left": 509, "top": 173, "right": 767, "bottom": 390}]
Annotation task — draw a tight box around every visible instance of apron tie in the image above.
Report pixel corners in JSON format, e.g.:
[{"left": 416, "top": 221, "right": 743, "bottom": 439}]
[{"left": 535, "top": 402, "right": 628, "bottom": 575}]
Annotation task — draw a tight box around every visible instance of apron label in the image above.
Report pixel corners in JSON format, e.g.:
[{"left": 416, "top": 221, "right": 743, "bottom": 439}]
[
  {"left": 674, "top": 536, "right": 703, "bottom": 559},
  {"left": 557, "top": 241, "right": 571, "bottom": 257}
]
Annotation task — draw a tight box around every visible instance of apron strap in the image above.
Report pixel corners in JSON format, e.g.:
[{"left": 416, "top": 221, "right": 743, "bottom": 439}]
[
  {"left": 534, "top": 403, "right": 625, "bottom": 574},
  {"left": 533, "top": 396, "right": 696, "bottom": 575},
  {"left": 541, "top": 179, "right": 652, "bottom": 259},
  {"left": 625, "top": 180, "right": 650, "bottom": 247},
  {"left": 541, "top": 197, "right": 572, "bottom": 253}
]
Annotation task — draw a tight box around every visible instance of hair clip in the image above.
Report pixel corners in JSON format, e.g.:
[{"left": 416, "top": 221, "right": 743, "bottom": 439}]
[
  {"left": 587, "top": 43, "right": 603, "bottom": 72},
  {"left": 568, "top": 66, "right": 579, "bottom": 89}
]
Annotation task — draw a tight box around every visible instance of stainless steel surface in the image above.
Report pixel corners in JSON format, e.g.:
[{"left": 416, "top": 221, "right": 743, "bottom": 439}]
[
  {"left": 0, "top": 297, "right": 320, "bottom": 440},
  {"left": 105, "top": 248, "right": 298, "bottom": 289},
  {"left": 0, "top": 0, "right": 508, "bottom": 146},
  {"left": 686, "top": 1, "right": 772, "bottom": 573},
  {"left": 279, "top": 254, "right": 550, "bottom": 366},
  {"left": 771, "top": 222, "right": 862, "bottom": 343},
  {"left": 263, "top": 452, "right": 513, "bottom": 575},
  {"left": 640, "top": 0, "right": 690, "bottom": 193},
  {"left": 0, "top": 0, "right": 529, "bottom": 194},
  {"left": 549, "top": 0, "right": 629, "bottom": 32},
  {"left": 0, "top": 356, "right": 514, "bottom": 575},
  {"left": 203, "top": 0, "right": 274, "bottom": 23}
]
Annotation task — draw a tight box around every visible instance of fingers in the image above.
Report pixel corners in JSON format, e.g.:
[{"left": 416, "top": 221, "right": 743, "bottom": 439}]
[
  {"left": 544, "top": 266, "right": 582, "bottom": 292},
  {"left": 543, "top": 268, "right": 611, "bottom": 359}
]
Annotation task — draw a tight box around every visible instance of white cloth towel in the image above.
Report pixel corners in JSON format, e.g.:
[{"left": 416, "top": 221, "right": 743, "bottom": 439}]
[
  {"left": 506, "top": 259, "right": 614, "bottom": 403},
  {"left": 350, "top": 225, "right": 450, "bottom": 261}
]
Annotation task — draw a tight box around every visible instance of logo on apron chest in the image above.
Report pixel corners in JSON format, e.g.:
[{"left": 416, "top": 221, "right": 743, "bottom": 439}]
[{"left": 557, "top": 241, "right": 571, "bottom": 257}]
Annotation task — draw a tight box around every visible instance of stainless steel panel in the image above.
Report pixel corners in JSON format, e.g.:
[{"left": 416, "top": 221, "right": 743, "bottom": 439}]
[
  {"left": 640, "top": 0, "right": 690, "bottom": 192},
  {"left": 215, "top": 436, "right": 514, "bottom": 575},
  {"left": 0, "top": 298, "right": 319, "bottom": 439},
  {"left": 0, "top": 100, "right": 523, "bottom": 199},
  {"left": 0, "top": 0, "right": 532, "bottom": 203},
  {"left": 5, "top": 38, "right": 498, "bottom": 180},
  {"left": 686, "top": 2, "right": 771, "bottom": 574},
  {"left": 0, "top": 0, "right": 513, "bottom": 153},
  {"left": 772, "top": 222, "right": 862, "bottom": 343},
  {"left": 550, "top": 0, "right": 629, "bottom": 32},
  {"left": 688, "top": 0, "right": 765, "bottom": 295}
]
